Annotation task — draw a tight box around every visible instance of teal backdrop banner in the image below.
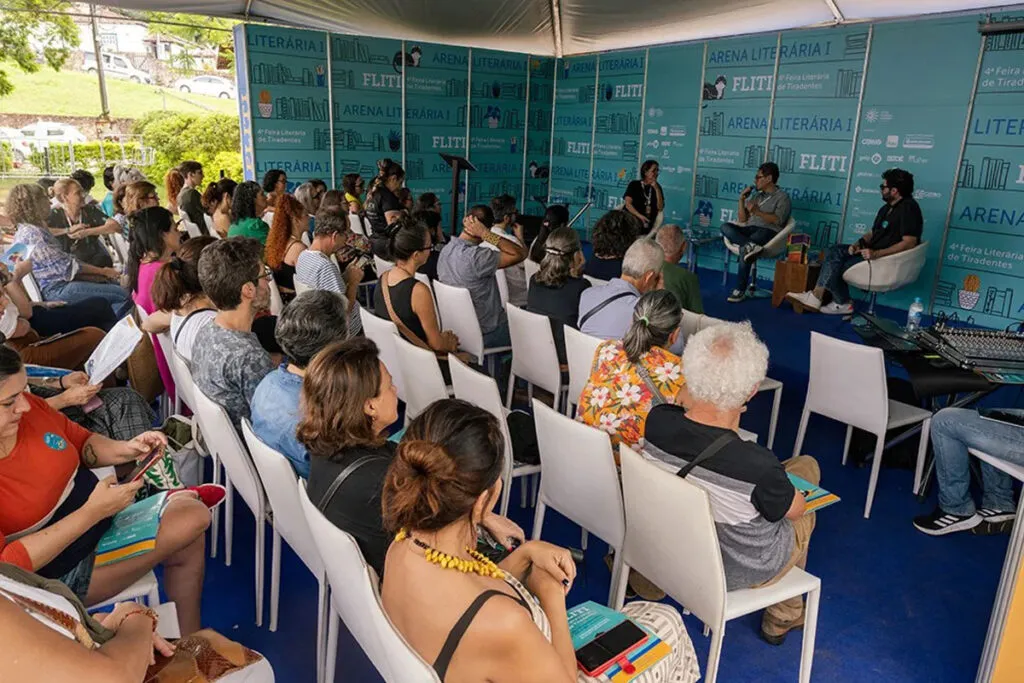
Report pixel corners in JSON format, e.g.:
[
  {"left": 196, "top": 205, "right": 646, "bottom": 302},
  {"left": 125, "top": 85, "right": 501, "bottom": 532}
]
[
  {"left": 329, "top": 34, "right": 403, "bottom": 191},
  {"left": 466, "top": 50, "right": 529, "bottom": 213},
  {"left": 235, "top": 12, "right": 1024, "bottom": 328},
  {"left": 642, "top": 43, "right": 705, "bottom": 226},
  {"left": 550, "top": 55, "right": 599, "bottom": 231}
]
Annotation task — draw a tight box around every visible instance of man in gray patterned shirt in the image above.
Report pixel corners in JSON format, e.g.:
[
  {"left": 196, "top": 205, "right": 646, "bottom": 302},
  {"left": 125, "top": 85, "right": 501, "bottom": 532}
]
[{"left": 192, "top": 237, "right": 275, "bottom": 428}]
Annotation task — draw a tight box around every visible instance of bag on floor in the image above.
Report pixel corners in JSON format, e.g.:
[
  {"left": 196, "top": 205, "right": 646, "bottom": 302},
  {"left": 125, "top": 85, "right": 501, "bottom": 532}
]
[{"left": 506, "top": 409, "right": 540, "bottom": 465}]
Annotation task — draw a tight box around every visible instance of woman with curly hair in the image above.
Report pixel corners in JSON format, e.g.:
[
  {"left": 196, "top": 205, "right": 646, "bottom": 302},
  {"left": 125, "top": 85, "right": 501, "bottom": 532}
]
[
  {"left": 584, "top": 209, "right": 641, "bottom": 281},
  {"left": 163, "top": 167, "right": 184, "bottom": 216},
  {"left": 264, "top": 193, "right": 307, "bottom": 297},
  {"left": 227, "top": 180, "right": 270, "bottom": 243}
]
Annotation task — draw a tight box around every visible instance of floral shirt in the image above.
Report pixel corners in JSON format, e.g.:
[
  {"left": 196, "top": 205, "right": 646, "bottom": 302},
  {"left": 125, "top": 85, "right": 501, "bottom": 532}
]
[{"left": 576, "top": 340, "right": 684, "bottom": 454}]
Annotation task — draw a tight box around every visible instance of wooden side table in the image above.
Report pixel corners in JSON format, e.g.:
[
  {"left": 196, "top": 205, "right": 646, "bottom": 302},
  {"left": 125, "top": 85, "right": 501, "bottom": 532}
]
[{"left": 772, "top": 260, "right": 822, "bottom": 308}]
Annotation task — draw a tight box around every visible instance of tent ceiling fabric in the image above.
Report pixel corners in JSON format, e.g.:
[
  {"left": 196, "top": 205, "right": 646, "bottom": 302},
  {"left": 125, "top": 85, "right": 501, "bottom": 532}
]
[{"left": 107, "top": 0, "right": 1022, "bottom": 55}]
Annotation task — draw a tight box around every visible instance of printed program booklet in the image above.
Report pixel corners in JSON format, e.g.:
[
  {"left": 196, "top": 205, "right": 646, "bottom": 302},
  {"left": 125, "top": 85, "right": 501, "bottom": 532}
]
[
  {"left": 789, "top": 473, "right": 840, "bottom": 513},
  {"left": 84, "top": 315, "right": 143, "bottom": 385},
  {"left": 95, "top": 492, "right": 169, "bottom": 567},
  {"left": 567, "top": 601, "right": 671, "bottom": 682}
]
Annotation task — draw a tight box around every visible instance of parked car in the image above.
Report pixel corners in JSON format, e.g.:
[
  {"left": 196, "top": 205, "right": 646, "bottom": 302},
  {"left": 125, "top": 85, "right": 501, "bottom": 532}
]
[
  {"left": 0, "top": 128, "right": 34, "bottom": 163},
  {"left": 173, "top": 75, "right": 236, "bottom": 99},
  {"left": 83, "top": 51, "right": 153, "bottom": 84},
  {"left": 18, "top": 121, "right": 87, "bottom": 149}
]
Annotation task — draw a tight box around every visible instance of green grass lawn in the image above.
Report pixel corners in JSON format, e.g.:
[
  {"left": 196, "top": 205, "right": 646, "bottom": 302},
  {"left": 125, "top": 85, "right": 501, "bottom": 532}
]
[{"left": 0, "top": 64, "right": 238, "bottom": 118}]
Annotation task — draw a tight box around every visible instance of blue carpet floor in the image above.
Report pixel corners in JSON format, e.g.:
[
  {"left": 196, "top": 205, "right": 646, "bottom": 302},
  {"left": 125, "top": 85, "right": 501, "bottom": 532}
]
[{"left": 192, "top": 268, "right": 1021, "bottom": 682}]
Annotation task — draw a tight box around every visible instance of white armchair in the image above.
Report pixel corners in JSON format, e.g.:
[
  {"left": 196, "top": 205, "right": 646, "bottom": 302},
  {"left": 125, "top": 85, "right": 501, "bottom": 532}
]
[
  {"left": 843, "top": 241, "right": 928, "bottom": 314},
  {"left": 722, "top": 216, "right": 797, "bottom": 296}
]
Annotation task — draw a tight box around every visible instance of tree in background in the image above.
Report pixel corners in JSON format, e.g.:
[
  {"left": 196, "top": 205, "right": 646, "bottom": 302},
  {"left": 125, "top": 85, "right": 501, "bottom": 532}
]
[
  {"left": 0, "top": 0, "right": 79, "bottom": 97},
  {"left": 141, "top": 11, "right": 237, "bottom": 70},
  {"left": 133, "top": 111, "right": 242, "bottom": 182}
]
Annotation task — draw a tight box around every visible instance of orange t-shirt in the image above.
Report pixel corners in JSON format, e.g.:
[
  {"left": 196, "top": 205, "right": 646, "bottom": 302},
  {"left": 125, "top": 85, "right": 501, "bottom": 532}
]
[{"left": 0, "top": 393, "right": 93, "bottom": 569}]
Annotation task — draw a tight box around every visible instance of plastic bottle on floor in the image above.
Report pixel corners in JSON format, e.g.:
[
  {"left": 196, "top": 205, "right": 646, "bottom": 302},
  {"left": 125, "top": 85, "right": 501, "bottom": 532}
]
[{"left": 906, "top": 297, "right": 924, "bottom": 332}]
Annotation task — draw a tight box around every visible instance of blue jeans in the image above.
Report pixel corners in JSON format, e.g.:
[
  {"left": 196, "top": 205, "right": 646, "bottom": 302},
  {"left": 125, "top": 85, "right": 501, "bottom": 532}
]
[
  {"left": 815, "top": 244, "right": 863, "bottom": 305},
  {"left": 720, "top": 222, "right": 776, "bottom": 290},
  {"left": 932, "top": 408, "right": 1023, "bottom": 516},
  {"left": 482, "top": 320, "right": 511, "bottom": 349},
  {"left": 42, "top": 279, "right": 134, "bottom": 319}
]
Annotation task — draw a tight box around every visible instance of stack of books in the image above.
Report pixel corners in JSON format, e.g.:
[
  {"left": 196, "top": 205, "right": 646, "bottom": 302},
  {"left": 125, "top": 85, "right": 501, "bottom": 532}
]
[
  {"left": 568, "top": 601, "right": 672, "bottom": 682},
  {"left": 786, "top": 233, "right": 811, "bottom": 263}
]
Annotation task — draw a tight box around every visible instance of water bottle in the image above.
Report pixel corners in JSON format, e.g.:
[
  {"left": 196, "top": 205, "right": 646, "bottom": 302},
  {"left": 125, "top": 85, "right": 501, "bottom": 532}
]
[{"left": 906, "top": 297, "right": 924, "bottom": 332}]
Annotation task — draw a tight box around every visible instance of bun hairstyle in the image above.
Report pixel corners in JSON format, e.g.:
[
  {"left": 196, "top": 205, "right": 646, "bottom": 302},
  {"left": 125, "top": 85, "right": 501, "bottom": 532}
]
[
  {"left": 535, "top": 226, "right": 581, "bottom": 288},
  {"left": 528, "top": 203, "right": 570, "bottom": 262},
  {"left": 622, "top": 290, "right": 681, "bottom": 362},
  {"left": 151, "top": 236, "right": 216, "bottom": 311},
  {"left": 202, "top": 178, "right": 238, "bottom": 213},
  {"left": 385, "top": 213, "right": 429, "bottom": 262},
  {"left": 382, "top": 399, "right": 505, "bottom": 534},
  {"left": 368, "top": 158, "right": 405, "bottom": 198}
]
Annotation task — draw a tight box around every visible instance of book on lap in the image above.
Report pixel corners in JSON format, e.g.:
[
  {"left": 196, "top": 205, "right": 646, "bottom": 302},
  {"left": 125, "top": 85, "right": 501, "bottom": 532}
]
[
  {"left": 788, "top": 473, "right": 840, "bottom": 513},
  {"left": 95, "top": 492, "right": 169, "bottom": 567}
]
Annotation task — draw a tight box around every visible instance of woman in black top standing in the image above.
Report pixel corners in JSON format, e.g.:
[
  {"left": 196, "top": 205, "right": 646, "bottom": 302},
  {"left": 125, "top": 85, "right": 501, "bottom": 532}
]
[
  {"left": 364, "top": 158, "right": 406, "bottom": 258},
  {"left": 622, "top": 159, "right": 663, "bottom": 235},
  {"left": 373, "top": 215, "right": 459, "bottom": 358},
  {"left": 527, "top": 227, "right": 590, "bottom": 363}
]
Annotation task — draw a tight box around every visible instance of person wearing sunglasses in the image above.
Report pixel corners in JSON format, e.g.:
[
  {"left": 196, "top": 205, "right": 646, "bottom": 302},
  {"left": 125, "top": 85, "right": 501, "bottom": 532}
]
[
  {"left": 720, "top": 162, "right": 791, "bottom": 303},
  {"left": 788, "top": 167, "right": 921, "bottom": 315}
]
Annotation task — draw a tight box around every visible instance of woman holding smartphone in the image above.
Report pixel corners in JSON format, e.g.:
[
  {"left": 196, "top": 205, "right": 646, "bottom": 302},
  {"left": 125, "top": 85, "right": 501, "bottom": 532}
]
[{"left": 380, "top": 399, "right": 699, "bottom": 683}]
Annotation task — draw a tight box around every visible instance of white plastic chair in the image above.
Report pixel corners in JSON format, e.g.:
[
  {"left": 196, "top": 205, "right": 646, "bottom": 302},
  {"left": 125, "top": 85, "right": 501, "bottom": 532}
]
[
  {"left": 242, "top": 421, "right": 330, "bottom": 682},
  {"left": 432, "top": 280, "right": 510, "bottom": 376},
  {"left": 109, "top": 232, "right": 130, "bottom": 265},
  {"left": 135, "top": 304, "right": 171, "bottom": 421},
  {"left": 349, "top": 214, "right": 366, "bottom": 236},
  {"left": 374, "top": 255, "right": 394, "bottom": 278},
  {"left": 297, "top": 482, "right": 440, "bottom": 683},
  {"left": 359, "top": 307, "right": 405, "bottom": 400},
  {"left": 562, "top": 326, "right": 601, "bottom": 417},
  {"left": 524, "top": 258, "right": 540, "bottom": 287},
  {"left": 22, "top": 271, "right": 43, "bottom": 303},
  {"left": 168, "top": 347, "right": 221, "bottom": 559},
  {"left": 392, "top": 335, "right": 449, "bottom": 423},
  {"left": 689, "top": 314, "right": 784, "bottom": 450},
  {"left": 793, "top": 332, "right": 932, "bottom": 518},
  {"left": 203, "top": 213, "right": 216, "bottom": 235},
  {"left": 448, "top": 354, "right": 540, "bottom": 516},
  {"left": 294, "top": 279, "right": 313, "bottom": 296},
  {"left": 267, "top": 274, "right": 284, "bottom": 316},
  {"left": 583, "top": 274, "right": 608, "bottom": 287},
  {"left": 532, "top": 400, "right": 624, "bottom": 605},
  {"left": 617, "top": 445, "right": 821, "bottom": 683},
  {"left": 505, "top": 304, "right": 563, "bottom": 412},
  {"left": 722, "top": 216, "right": 796, "bottom": 295},
  {"left": 495, "top": 269, "right": 510, "bottom": 308},
  {"left": 181, "top": 218, "right": 204, "bottom": 239},
  {"left": 85, "top": 467, "right": 162, "bottom": 612},
  {"left": 843, "top": 241, "right": 929, "bottom": 314},
  {"left": 191, "top": 387, "right": 268, "bottom": 626}
]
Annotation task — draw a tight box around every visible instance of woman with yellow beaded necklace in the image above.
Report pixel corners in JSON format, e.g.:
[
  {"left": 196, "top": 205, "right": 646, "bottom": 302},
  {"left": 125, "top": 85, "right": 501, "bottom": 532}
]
[{"left": 381, "top": 399, "right": 580, "bottom": 683}]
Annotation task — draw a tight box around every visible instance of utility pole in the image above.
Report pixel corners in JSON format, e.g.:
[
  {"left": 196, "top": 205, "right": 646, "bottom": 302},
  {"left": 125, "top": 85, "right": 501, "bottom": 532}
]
[{"left": 89, "top": 4, "right": 110, "bottom": 119}]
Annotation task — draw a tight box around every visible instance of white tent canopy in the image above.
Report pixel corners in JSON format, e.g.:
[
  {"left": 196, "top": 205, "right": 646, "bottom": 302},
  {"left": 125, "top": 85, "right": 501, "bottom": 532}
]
[{"left": 109, "top": 1, "right": 1022, "bottom": 55}]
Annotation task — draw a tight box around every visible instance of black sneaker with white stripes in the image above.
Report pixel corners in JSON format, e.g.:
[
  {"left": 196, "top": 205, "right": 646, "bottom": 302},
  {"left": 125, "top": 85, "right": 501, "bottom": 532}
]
[
  {"left": 972, "top": 508, "right": 1016, "bottom": 535},
  {"left": 913, "top": 507, "right": 982, "bottom": 536}
]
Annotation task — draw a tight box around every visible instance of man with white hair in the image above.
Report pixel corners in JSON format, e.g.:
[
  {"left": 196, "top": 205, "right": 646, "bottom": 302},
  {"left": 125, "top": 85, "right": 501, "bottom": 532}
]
[
  {"left": 577, "top": 238, "right": 663, "bottom": 339},
  {"left": 643, "top": 322, "right": 821, "bottom": 646},
  {"left": 655, "top": 223, "right": 703, "bottom": 314}
]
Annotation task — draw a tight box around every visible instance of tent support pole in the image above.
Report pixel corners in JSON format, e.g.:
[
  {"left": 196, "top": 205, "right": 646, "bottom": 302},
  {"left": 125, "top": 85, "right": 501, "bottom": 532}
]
[
  {"left": 823, "top": 0, "right": 844, "bottom": 23},
  {"left": 549, "top": 0, "right": 564, "bottom": 58}
]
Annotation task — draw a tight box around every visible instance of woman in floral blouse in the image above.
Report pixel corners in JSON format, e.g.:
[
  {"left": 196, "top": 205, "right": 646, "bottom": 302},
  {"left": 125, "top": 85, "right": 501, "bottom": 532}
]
[{"left": 577, "top": 290, "right": 684, "bottom": 458}]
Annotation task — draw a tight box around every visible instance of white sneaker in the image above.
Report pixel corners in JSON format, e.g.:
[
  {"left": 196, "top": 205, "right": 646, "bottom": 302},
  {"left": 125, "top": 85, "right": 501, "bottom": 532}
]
[
  {"left": 821, "top": 301, "right": 854, "bottom": 315},
  {"left": 727, "top": 288, "right": 746, "bottom": 303},
  {"left": 787, "top": 291, "right": 821, "bottom": 311}
]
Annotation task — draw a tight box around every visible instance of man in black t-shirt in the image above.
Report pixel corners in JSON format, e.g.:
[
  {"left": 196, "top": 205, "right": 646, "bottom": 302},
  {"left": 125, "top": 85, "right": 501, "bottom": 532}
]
[
  {"left": 643, "top": 322, "right": 820, "bottom": 645},
  {"left": 788, "top": 168, "right": 922, "bottom": 315}
]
